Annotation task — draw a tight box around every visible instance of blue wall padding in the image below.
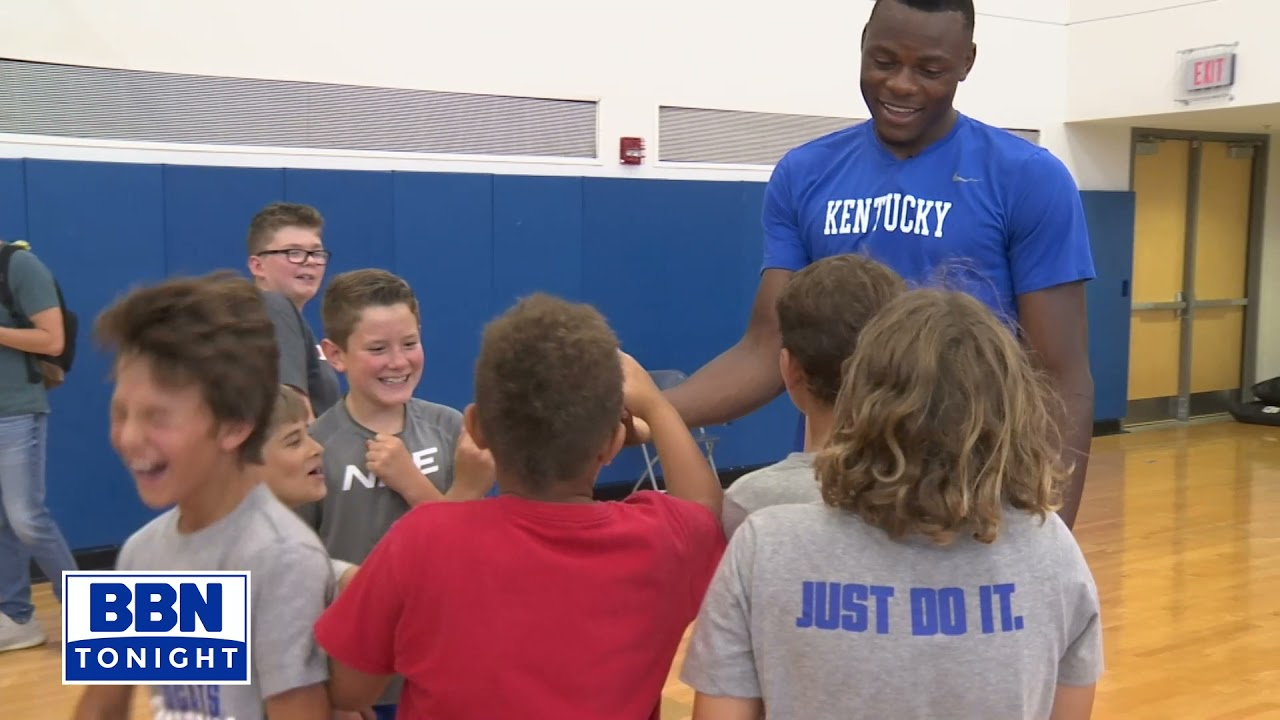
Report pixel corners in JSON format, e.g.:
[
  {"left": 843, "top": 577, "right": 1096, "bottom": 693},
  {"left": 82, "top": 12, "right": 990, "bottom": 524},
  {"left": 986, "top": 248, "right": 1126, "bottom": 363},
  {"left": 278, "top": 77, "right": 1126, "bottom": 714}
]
[
  {"left": 22, "top": 159, "right": 169, "bottom": 550},
  {"left": 284, "top": 169, "right": 397, "bottom": 335},
  {"left": 1079, "top": 190, "right": 1136, "bottom": 424},
  {"left": 1, "top": 159, "right": 1134, "bottom": 551},
  {"left": 0, "top": 160, "right": 27, "bottom": 240},
  {"left": 163, "top": 166, "right": 286, "bottom": 277},
  {"left": 492, "top": 175, "right": 585, "bottom": 305}
]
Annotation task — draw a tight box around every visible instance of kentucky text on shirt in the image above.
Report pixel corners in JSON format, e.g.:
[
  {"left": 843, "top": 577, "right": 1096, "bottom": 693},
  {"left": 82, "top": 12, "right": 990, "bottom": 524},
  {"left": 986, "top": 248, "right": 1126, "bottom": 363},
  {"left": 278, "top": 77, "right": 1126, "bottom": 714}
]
[{"left": 823, "top": 195, "right": 954, "bottom": 238}]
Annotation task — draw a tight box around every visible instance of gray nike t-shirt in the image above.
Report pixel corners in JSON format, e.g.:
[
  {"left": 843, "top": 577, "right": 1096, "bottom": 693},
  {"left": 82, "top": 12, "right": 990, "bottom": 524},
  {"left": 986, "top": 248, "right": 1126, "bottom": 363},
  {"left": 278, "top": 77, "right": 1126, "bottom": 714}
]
[
  {"left": 115, "top": 483, "right": 334, "bottom": 720},
  {"left": 681, "top": 503, "right": 1103, "bottom": 719},
  {"left": 722, "top": 452, "right": 817, "bottom": 539},
  {"left": 300, "top": 397, "right": 464, "bottom": 565}
]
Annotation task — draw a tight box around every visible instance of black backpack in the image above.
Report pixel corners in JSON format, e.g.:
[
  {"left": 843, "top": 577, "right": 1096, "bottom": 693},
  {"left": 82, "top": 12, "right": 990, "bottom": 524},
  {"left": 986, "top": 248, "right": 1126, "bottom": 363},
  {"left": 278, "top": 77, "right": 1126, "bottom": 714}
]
[{"left": 0, "top": 241, "right": 78, "bottom": 387}]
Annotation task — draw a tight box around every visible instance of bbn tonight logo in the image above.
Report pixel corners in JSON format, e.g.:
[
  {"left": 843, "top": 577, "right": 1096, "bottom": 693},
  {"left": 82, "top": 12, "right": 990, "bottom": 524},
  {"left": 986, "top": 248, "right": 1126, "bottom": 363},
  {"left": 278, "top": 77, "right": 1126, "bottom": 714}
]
[{"left": 63, "top": 572, "right": 251, "bottom": 685}]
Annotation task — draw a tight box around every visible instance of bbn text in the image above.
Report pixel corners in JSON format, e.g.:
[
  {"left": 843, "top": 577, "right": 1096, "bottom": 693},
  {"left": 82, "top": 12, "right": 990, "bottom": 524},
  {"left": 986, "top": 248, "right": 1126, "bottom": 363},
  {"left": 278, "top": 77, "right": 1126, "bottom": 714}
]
[{"left": 63, "top": 572, "right": 251, "bottom": 685}]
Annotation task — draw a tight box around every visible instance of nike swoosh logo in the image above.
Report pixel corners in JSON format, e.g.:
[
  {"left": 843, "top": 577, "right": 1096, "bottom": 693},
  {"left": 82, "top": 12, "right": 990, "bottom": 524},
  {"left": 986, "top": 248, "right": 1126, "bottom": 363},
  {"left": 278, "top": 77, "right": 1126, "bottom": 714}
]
[{"left": 953, "top": 173, "right": 980, "bottom": 182}]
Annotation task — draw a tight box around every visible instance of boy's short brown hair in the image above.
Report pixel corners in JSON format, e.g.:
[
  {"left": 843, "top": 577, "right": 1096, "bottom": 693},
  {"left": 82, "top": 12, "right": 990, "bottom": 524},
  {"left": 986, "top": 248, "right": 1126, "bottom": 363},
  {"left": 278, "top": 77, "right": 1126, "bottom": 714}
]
[
  {"left": 270, "top": 385, "right": 312, "bottom": 435},
  {"left": 473, "top": 293, "right": 623, "bottom": 491},
  {"left": 815, "top": 288, "right": 1067, "bottom": 546},
  {"left": 776, "top": 253, "right": 906, "bottom": 405},
  {"left": 320, "top": 269, "right": 421, "bottom": 349},
  {"left": 246, "top": 202, "right": 324, "bottom": 256},
  {"left": 95, "top": 271, "right": 279, "bottom": 464}
]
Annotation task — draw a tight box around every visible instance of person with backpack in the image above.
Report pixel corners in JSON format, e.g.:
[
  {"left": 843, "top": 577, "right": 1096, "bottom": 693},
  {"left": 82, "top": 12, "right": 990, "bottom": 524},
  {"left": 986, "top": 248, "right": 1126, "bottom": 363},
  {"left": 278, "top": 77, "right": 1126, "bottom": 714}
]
[{"left": 0, "top": 239, "right": 78, "bottom": 653}]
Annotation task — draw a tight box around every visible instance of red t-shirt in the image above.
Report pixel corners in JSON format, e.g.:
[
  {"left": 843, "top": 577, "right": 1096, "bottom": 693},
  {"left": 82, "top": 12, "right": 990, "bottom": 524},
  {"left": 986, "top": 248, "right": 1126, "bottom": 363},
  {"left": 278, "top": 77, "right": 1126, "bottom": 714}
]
[{"left": 314, "top": 491, "right": 726, "bottom": 719}]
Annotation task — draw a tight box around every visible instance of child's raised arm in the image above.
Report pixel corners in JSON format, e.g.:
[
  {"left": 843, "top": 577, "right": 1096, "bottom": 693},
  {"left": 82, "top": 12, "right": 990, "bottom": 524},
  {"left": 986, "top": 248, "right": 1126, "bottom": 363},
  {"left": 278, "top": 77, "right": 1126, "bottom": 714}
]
[{"left": 619, "top": 352, "right": 723, "bottom": 519}]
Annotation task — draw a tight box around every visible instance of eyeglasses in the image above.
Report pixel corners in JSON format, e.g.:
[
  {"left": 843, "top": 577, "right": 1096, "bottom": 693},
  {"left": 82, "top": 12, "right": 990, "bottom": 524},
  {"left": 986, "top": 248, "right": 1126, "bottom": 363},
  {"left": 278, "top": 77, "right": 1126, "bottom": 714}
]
[{"left": 258, "top": 249, "right": 332, "bottom": 265}]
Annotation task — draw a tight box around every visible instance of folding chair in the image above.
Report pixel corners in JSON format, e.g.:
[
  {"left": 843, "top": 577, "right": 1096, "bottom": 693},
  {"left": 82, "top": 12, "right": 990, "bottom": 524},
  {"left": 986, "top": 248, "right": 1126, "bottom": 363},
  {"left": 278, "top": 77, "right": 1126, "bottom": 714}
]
[{"left": 633, "top": 369, "right": 721, "bottom": 492}]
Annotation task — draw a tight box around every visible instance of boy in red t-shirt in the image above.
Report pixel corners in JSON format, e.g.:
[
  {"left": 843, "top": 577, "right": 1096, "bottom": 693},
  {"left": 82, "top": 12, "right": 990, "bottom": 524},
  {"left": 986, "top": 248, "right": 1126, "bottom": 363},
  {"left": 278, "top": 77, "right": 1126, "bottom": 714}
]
[{"left": 315, "top": 292, "right": 726, "bottom": 719}]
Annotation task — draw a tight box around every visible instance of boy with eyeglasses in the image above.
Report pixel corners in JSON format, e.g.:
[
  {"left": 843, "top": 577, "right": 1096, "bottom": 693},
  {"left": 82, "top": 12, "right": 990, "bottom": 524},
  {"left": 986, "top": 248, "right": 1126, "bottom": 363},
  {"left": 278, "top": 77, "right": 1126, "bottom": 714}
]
[{"left": 247, "top": 202, "right": 341, "bottom": 416}]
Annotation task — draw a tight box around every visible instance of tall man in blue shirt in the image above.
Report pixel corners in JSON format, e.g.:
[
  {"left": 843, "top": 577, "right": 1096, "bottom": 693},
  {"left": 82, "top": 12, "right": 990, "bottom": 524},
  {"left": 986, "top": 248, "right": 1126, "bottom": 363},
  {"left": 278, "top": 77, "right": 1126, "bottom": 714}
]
[{"left": 664, "top": 0, "right": 1096, "bottom": 528}]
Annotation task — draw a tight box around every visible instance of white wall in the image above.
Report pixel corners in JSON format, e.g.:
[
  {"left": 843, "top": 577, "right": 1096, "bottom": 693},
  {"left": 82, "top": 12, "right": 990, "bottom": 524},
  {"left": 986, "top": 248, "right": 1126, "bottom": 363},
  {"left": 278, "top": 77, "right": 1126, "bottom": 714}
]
[
  {"left": 1067, "top": 0, "right": 1280, "bottom": 123},
  {"left": 1062, "top": 0, "right": 1280, "bottom": 385},
  {"left": 1049, "top": 124, "right": 1132, "bottom": 190},
  {"left": 0, "top": 0, "right": 1069, "bottom": 178}
]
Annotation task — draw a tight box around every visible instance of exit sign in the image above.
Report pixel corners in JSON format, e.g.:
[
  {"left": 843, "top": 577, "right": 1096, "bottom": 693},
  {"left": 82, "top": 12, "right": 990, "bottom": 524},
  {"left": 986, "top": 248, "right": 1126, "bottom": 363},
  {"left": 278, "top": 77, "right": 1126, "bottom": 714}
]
[{"left": 1183, "top": 51, "right": 1235, "bottom": 92}]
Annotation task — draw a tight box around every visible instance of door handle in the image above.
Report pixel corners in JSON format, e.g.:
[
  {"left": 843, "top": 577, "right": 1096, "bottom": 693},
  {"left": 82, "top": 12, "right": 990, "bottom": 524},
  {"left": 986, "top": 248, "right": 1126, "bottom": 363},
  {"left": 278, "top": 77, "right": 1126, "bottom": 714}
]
[{"left": 1121, "top": 280, "right": 1129, "bottom": 298}]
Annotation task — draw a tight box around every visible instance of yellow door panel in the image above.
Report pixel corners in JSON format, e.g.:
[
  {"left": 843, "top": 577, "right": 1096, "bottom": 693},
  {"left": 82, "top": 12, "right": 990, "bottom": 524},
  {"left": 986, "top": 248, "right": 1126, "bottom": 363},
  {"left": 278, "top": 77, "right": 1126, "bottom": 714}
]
[
  {"left": 1190, "top": 306, "right": 1245, "bottom": 394},
  {"left": 1131, "top": 140, "right": 1189, "bottom": 304},
  {"left": 1129, "top": 309, "right": 1182, "bottom": 400},
  {"left": 1194, "top": 142, "right": 1252, "bottom": 300},
  {"left": 1130, "top": 139, "right": 1190, "bottom": 402}
]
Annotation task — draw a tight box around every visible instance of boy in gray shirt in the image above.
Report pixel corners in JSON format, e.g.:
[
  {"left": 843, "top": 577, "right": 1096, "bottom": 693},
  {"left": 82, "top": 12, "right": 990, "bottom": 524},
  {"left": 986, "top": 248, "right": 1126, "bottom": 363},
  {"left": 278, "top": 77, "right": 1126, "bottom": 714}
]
[
  {"left": 296, "top": 269, "right": 494, "bottom": 714},
  {"left": 722, "top": 254, "right": 905, "bottom": 538},
  {"left": 74, "top": 272, "right": 334, "bottom": 720},
  {"left": 297, "top": 269, "right": 494, "bottom": 565},
  {"left": 246, "top": 202, "right": 341, "bottom": 416},
  {"left": 682, "top": 289, "right": 1103, "bottom": 720}
]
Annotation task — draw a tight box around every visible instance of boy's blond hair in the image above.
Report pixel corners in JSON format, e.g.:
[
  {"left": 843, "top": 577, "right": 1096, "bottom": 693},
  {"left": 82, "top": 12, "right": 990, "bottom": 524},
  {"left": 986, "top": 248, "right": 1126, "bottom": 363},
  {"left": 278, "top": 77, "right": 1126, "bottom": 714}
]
[
  {"left": 473, "top": 293, "right": 623, "bottom": 491},
  {"left": 320, "top": 269, "right": 421, "bottom": 349},
  {"left": 94, "top": 271, "right": 279, "bottom": 464},
  {"left": 814, "top": 288, "right": 1068, "bottom": 545},
  {"left": 776, "top": 254, "right": 906, "bottom": 405}
]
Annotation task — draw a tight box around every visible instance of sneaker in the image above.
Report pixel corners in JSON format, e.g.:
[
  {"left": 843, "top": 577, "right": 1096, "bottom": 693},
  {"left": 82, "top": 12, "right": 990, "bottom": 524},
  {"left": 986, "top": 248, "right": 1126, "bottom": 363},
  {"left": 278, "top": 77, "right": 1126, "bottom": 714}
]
[{"left": 0, "top": 613, "right": 47, "bottom": 652}]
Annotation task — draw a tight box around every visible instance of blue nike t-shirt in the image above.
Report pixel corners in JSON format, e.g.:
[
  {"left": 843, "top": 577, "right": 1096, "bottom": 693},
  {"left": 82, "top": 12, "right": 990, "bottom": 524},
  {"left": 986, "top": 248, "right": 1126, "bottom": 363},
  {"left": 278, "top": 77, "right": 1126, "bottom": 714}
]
[
  {"left": 766, "top": 113, "right": 1096, "bottom": 450},
  {"left": 761, "top": 113, "right": 1096, "bottom": 324}
]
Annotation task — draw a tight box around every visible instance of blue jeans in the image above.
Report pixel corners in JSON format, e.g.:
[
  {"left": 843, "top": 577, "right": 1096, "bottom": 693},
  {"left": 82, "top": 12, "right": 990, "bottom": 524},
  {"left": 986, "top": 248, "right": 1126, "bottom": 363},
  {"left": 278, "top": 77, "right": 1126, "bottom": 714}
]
[{"left": 0, "top": 413, "right": 77, "bottom": 623}]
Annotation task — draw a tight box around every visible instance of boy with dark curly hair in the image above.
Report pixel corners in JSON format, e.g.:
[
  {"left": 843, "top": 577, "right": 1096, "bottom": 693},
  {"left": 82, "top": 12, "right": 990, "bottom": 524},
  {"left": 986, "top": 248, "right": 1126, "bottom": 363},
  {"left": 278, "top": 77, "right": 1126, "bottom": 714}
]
[{"left": 316, "top": 293, "right": 726, "bottom": 719}]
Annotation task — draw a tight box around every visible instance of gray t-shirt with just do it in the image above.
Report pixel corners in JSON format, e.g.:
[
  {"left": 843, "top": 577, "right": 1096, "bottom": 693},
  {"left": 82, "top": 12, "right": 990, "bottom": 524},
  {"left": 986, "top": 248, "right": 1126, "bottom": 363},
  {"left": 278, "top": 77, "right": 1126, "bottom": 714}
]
[
  {"left": 115, "top": 483, "right": 335, "bottom": 720},
  {"left": 681, "top": 503, "right": 1103, "bottom": 719}
]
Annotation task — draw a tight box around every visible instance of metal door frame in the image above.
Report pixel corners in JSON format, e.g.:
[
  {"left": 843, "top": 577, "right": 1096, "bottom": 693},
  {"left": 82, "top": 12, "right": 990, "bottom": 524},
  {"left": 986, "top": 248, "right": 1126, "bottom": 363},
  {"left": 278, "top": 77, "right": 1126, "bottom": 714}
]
[{"left": 1128, "top": 127, "right": 1269, "bottom": 422}]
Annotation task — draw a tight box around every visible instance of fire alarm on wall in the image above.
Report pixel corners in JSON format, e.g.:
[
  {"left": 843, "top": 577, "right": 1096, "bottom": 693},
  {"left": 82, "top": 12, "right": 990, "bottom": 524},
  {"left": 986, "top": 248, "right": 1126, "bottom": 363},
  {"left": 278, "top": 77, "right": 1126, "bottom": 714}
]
[{"left": 620, "top": 137, "right": 645, "bottom": 165}]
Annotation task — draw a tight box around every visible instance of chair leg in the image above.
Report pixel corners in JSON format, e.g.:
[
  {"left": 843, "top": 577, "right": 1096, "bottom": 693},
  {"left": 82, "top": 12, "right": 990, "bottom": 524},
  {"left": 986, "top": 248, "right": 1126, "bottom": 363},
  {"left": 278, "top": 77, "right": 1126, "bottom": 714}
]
[{"left": 634, "top": 443, "right": 660, "bottom": 492}]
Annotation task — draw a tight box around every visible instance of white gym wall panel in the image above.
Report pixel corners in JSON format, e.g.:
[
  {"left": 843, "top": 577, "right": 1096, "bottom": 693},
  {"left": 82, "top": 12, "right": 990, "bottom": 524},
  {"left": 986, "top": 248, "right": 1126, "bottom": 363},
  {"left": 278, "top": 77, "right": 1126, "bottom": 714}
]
[
  {"left": 0, "top": 0, "right": 1068, "bottom": 176},
  {"left": 1067, "top": 0, "right": 1280, "bottom": 123}
]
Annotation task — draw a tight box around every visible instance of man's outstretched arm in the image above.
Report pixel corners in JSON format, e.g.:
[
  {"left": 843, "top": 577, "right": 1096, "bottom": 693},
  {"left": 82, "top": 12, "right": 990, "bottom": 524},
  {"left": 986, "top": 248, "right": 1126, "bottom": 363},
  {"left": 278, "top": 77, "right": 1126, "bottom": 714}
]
[
  {"left": 664, "top": 269, "right": 793, "bottom": 429},
  {"left": 1019, "top": 282, "right": 1094, "bottom": 529}
]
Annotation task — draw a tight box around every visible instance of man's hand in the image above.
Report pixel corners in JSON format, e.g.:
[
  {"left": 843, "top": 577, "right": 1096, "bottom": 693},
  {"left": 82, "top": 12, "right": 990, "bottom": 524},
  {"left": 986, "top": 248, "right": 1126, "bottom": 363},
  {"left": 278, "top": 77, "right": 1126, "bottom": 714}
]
[{"left": 618, "top": 350, "right": 723, "bottom": 515}]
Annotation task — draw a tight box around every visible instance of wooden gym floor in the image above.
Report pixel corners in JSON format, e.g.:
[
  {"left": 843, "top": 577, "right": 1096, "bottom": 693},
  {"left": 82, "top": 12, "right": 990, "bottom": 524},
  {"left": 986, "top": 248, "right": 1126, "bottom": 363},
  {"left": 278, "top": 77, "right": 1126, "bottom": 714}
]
[{"left": 2, "top": 419, "right": 1277, "bottom": 718}]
